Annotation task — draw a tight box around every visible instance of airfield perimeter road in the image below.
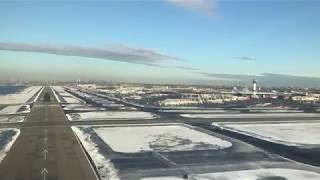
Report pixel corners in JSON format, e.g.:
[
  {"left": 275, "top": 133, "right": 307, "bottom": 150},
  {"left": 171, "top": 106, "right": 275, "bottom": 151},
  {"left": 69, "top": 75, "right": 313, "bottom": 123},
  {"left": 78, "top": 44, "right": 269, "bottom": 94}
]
[{"left": 0, "top": 87, "right": 97, "bottom": 180}]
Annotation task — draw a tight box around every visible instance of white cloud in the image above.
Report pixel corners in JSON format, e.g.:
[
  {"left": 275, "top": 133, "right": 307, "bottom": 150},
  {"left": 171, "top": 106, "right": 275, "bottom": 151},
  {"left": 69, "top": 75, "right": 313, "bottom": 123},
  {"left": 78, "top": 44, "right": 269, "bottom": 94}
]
[
  {"left": 167, "top": 0, "right": 217, "bottom": 15},
  {"left": 0, "top": 42, "right": 201, "bottom": 71},
  {"left": 237, "top": 56, "right": 257, "bottom": 61},
  {"left": 0, "top": 42, "right": 175, "bottom": 65}
]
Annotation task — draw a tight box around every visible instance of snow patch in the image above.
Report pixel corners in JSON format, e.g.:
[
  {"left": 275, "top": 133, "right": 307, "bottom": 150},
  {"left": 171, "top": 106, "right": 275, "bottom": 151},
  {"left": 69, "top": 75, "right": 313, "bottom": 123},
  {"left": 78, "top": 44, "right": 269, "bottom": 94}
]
[
  {"left": 63, "top": 97, "right": 83, "bottom": 104},
  {"left": 0, "top": 105, "right": 22, "bottom": 115},
  {"left": 32, "top": 87, "right": 44, "bottom": 103},
  {"left": 51, "top": 86, "right": 61, "bottom": 103},
  {"left": 0, "top": 116, "right": 25, "bottom": 123},
  {"left": 0, "top": 129, "right": 20, "bottom": 163},
  {"left": 221, "top": 122, "right": 320, "bottom": 146},
  {"left": 71, "top": 126, "right": 119, "bottom": 180},
  {"left": 0, "top": 86, "right": 42, "bottom": 104},
  {"left": 67, "top": 111, "right": 156, "bottom": 121},
  {"left": 0, "top": 105, "right": 30, "bottom": 115},
  {"left": 142, "top": 168, "right": 320, "bottom": 180},
  {"left": 93, "top": 124, "right": 232, "bottom": 153},
  {"left": 51, "top": 86, "right": 85, "bottom": 104},
  {"left": 63, "top": 104, "right": 105, "bottom": 111},
  {"left": 181, "top": 113, "right": 320, "bottom": 119}
]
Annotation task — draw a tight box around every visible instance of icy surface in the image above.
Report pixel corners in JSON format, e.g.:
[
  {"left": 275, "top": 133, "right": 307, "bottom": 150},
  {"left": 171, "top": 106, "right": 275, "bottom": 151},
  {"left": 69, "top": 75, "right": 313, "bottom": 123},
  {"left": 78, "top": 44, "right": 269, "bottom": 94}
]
[
  {"left": 0, "top": 86, "right": 42, "bottom": 104},
  {"left": 222, "top": 122, "right": 320, "bottom": 146},
  {"left": 0, "top": 129, "right": 20, "bottom": 163},
  {"left": 181, "top": 113, "right": 320, "bottom": 118},
  {"left": 67, "top": 111, "right": 156, "bottom": 121},
  {"left": 71, "top": 126, "right": 119, "bottom": 180},
  {"left": 93, "top": 124, "right": 232, "bottom": 153},
  {"left": 142, "top": 168, "right": 320, "bottom": 180}
]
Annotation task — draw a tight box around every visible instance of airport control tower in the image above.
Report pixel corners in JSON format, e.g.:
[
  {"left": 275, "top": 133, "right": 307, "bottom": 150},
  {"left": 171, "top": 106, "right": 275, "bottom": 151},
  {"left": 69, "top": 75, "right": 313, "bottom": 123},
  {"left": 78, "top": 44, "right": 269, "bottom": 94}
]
[{"left": 252, "top": 79, "right": 257, "bottom": 97}]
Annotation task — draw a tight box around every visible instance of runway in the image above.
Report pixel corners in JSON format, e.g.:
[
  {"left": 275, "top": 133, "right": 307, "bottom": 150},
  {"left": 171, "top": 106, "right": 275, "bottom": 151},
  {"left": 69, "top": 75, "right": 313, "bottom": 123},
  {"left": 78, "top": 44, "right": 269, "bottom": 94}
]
[{"left": 0, "top": 87, "right": 98, "bottom": 180}]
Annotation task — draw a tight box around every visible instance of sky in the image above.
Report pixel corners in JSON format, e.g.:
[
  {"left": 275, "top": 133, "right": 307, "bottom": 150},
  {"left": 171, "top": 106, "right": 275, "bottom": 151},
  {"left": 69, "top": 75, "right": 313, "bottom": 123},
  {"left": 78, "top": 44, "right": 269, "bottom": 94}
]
[{"left": 1, "top": 0, "right": 320, "bottom": 87}]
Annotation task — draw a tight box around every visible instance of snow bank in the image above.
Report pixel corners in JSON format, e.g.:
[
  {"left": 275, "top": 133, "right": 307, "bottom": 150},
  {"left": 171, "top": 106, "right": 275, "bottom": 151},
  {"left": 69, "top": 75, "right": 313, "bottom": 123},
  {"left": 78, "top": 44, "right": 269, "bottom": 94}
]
[
  {"left": 93, "top": 124, "right": 232, "bottom": 153},
  {"left": 181, "top": 113, "right": 320, "bottom": 119},
  {"left": 71, "top": 126, "right": 119, "bottom": 180},
  {"left": 142, "top": 168, "right": 320, "bottom": 180},
  {"left": 221, "top": 122, "right": 320, "bottom": 146},
  {"left": 0, "top": 86, "right": 42, "bottom": 104},
  {"left": 67, "top": 111, "right": 156, "bottom": 121},
  {"left": 0, "top": 129, "right": 20, "bottom": 163}
]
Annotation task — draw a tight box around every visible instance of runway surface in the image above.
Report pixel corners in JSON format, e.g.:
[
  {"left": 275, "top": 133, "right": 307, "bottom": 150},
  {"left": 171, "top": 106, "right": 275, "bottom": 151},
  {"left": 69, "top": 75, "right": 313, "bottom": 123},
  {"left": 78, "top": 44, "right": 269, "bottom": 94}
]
[{"left": 0, "top": 87, "right": 97, "bottom": 180}]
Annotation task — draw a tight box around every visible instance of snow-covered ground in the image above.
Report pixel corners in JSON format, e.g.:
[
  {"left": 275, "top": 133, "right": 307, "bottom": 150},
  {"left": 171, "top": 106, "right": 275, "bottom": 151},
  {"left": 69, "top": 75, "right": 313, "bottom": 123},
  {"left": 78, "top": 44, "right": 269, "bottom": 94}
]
[
  {"left": 101, "top": 103, "right": 124, "bottom": 108},
  {"left": 67, "top": 111, "right": 157, "bottom": 121},
  {"left": 142, "top": 168, "right": 320, "bottom": 180},
  {"left": 0, "top": 86, "right": 42, "bottom": 104},
  {"left": 181, "top": 113, "right": 320, "bottom": 119},
  {"left": 51, "top": 86, "right": 85, "bottom": 104},
  {"left": 119, "top": 106, "right": 137, "bottom": 111},
  {"left": 213, "top": 119, "right": 320, "bottom": 125},
  {"left": 0, "top": 129, "right": 20, "bottom": 163},
  {"left": 0, "top": 116, "right": 25, "bottom": 123},
  {"left": 51, "top": 86, "right": 66, "bottom": 94},
  {"left": 93, "top": 124, "right": 232, "bottom": 153},
  {"left": 63, "top": 104, "right": 105, "bottom": 111},
  {"left": 71, "top": 126, "right": 119, "bottom": 180},
  {"left": 0, "top": 105, "right": 30, "bottom": 115},
  {"left": 248, "top": 109, "right": 304, "bottom": 113},
  {"left": 51, "top": 86, "right": 62, "bottom": 103},
  {"left": 62, "top": 96, "right": 84, "bottom": 104},
  {"left": 219, "top": 122, "right": 320, "bottom": 146},
  {"left": 32, "top": 86, "right": 44, "bottom": 103}
]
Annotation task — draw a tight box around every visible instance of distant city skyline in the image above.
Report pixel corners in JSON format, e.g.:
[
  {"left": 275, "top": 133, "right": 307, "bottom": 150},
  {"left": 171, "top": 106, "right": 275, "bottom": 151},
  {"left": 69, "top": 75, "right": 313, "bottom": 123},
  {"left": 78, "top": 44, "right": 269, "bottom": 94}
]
[{"left": 1, "top": 1, "right": 320, "bottom": 87}]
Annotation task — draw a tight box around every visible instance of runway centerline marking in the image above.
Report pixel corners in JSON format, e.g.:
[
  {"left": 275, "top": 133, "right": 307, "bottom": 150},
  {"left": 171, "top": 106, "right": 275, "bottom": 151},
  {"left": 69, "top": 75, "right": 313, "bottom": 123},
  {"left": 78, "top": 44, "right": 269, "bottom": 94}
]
[
  {"left": 41, "top": 168, "right": 48, "bottom": 180},
  {"left": 41, "top": 149, "right": 48, "bottom": 161}
]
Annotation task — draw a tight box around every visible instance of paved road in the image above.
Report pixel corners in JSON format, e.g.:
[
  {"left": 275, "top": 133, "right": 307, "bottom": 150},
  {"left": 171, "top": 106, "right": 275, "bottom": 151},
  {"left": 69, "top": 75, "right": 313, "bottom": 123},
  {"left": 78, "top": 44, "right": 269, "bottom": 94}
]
[
  {"left": 3, "top": 115, "right": 320, "bottom": 129},
  {"left": 0, "top": 87, "right": 97, "bottom": 180}
]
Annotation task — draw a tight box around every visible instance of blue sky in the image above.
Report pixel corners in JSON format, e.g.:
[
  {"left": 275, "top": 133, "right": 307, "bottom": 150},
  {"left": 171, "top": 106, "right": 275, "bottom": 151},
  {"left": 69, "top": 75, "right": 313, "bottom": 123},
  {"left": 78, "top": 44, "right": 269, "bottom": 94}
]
[{"left": 1, "top": 0, "right": 320, "bottom": 86}]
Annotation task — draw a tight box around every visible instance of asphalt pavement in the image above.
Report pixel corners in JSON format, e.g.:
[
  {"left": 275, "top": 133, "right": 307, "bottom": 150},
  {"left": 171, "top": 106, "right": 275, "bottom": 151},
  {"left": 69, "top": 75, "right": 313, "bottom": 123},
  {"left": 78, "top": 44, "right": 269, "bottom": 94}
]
[{"left": 0, "top": 87, "right": 98, "bottom": 180}]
